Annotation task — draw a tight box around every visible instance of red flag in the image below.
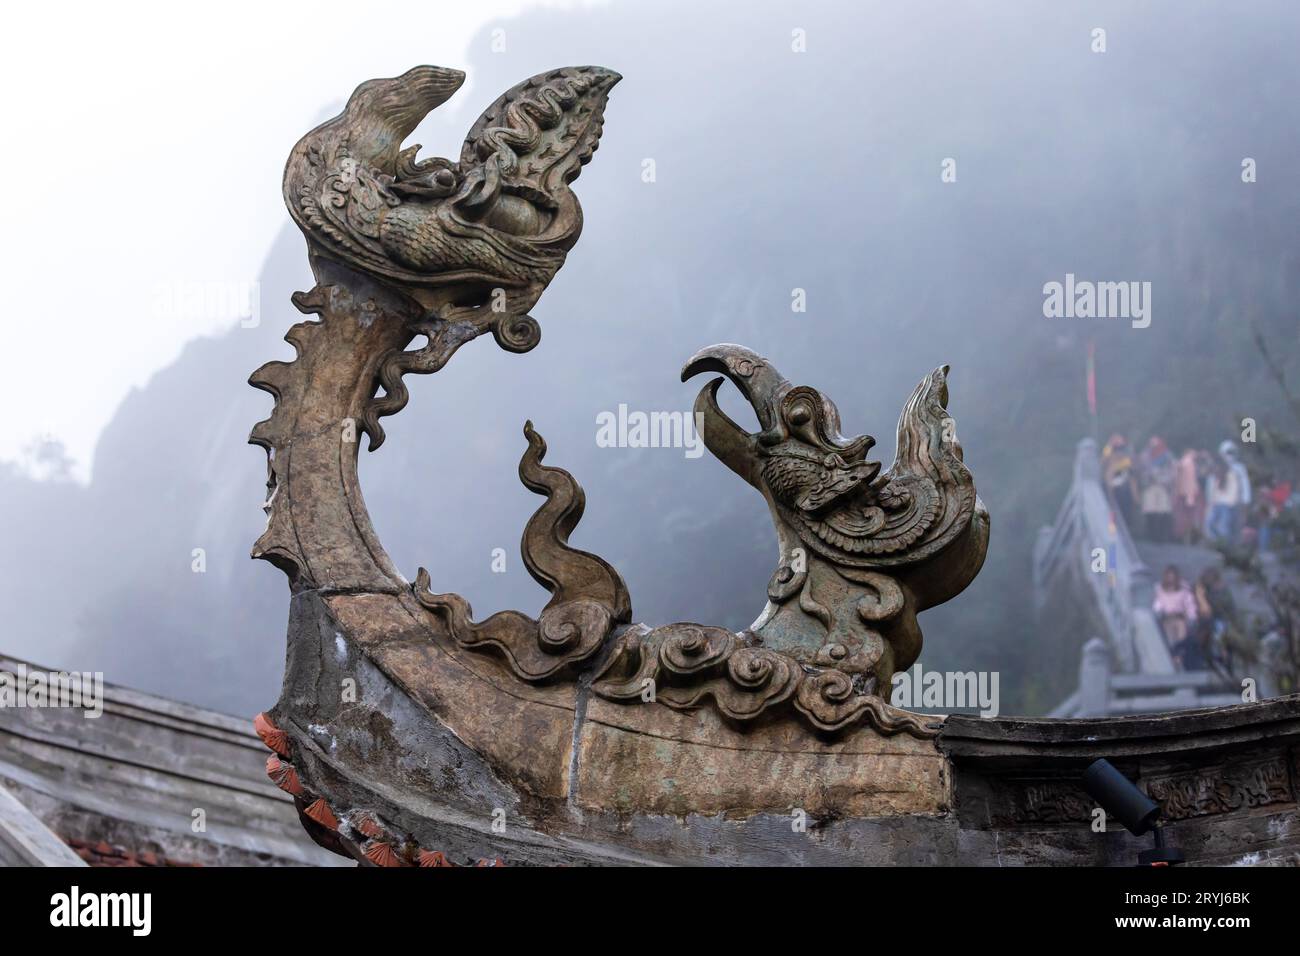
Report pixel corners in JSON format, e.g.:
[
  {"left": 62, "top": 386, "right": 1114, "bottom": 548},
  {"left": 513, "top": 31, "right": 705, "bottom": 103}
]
[{"left": 1086, "top": 340, "right": 1097, "bottom": 417}]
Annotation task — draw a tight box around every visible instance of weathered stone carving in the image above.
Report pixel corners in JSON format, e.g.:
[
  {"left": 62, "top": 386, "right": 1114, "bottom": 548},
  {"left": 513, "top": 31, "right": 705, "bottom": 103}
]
[
  {"left": 981, "top": 779, "right": 1098, "bottom": 827},
  {"left": 683, "top": 344, "right": 987, "bottom": 659},
  {"left": 593, "top": 346, "right": 989, "bottom": 735},
  {"left": 250, "top": 64, "right": 618, "bottom": 592},
  {"left": 281, "top": 63, "right": 620, "bottom": 449},
  {"left": 1145, "top": 755, "right": 1293, "bottom": 821},
  {"left": 971, "top": 756, "right": 1296, "bottom": 829},
  {"left": 250, "top": 65, "right": 993, "bottom": 868},
  {"left": 262, "top": 60, "right": 985, "bottom": 742},
  {"left": 592, "top": 624, "right": 802, "bottom": 720},
  {"left": 251, "top": 66, "right": 987, "bottom": 741}
]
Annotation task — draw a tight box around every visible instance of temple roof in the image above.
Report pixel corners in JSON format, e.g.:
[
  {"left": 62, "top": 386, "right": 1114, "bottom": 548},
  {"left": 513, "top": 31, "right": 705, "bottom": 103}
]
[{"left": 0, "top": 654, "right": 342, "bottom": 867}]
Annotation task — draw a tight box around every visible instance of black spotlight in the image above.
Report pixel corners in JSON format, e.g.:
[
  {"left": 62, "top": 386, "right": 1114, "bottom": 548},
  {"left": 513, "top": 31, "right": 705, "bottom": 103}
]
[{"left": 1082, "top": 758, "right": 1184, "bottom": 866}]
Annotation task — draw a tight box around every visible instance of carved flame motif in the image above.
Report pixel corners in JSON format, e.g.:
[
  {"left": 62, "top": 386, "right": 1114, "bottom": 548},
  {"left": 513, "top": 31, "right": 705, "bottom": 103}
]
[{"left": 414, "top": 422, "right": 630, "bottom": 680}]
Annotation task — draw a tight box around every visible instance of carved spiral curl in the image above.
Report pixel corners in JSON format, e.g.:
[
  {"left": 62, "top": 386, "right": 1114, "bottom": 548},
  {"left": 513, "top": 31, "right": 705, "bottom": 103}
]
[
  {"left": 705, "top": 649, "right": 800, "bottom": 719},
  {"left": 794, "top": 669, "right": 939, "bottom": 738},
  {"left": 537, "top": 600, "right": 609, "bottom": 654},
  {"left": 660, "top": 626, "right": 734, "bottom": 674},
  {"left": 766, "top": 563, "right": 806, "bottom": 603},
  {"left": 794, "top": 669, "right": 873, "bottom": 732},
  {"left": 492, "top": 313, "right": 542, "bottom": 353},
  {"left": 727, "top": 648, "right": 781, "bottom": 689},
  {"left": 414, "top": 572, "right": 611, "bottom": 681},
  {"left": 592, "top": 624, "right": 936, "bottom": 736}
]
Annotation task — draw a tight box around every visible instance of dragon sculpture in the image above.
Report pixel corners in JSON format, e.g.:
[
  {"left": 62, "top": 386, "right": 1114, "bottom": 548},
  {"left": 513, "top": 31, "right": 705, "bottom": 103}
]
[
  {"left": 686, "top": 344, "right": 986, "bottom": 677},
  {"left": 591, "top": 346, "right": 989, "bottom": 734},
  {"left": 249, "top": 62, "right": 991, "bottom": 866}
]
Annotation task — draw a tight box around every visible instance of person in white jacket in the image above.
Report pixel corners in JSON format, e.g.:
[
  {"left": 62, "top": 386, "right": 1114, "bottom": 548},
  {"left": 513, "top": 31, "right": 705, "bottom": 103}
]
[
  {"left": 1219, "top": 440, "right": 1251, "bottom": 539},
  {"left": 1206, "top": 460, "right": 1241, "bottom": 542}
]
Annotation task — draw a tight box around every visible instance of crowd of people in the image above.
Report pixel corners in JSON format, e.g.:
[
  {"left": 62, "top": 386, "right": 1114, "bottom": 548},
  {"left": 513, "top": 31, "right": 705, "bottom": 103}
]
[
  {"left": 1100, "top": 432, "right": 1298, "bottom": 672},
  {"left": 1101, "top": 434, "right": 1295, "bottom": 549}
]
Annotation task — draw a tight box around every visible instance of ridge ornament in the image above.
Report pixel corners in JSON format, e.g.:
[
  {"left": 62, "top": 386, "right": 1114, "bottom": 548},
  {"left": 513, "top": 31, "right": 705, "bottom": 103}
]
[{"left": 249, "top": 64, "right": 990, "bottom": 869}]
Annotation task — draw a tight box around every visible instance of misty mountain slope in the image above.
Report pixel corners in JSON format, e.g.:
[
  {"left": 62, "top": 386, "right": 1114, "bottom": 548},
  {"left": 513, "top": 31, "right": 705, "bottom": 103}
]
[{"left": 4, "top": 0, "right": 1297, "bottom": 716}]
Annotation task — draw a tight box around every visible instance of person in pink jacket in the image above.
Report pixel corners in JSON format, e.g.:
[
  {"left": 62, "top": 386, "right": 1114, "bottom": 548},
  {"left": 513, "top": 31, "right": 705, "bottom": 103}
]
[{"left": 1152, "top": 565, "right": 1198, "bottom": 667}]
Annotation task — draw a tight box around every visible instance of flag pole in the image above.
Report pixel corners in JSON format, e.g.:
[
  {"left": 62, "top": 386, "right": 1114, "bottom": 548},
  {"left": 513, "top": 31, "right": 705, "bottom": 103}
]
[{"left": 1087, "top": 339, "right": 1099, "bottom": 443}]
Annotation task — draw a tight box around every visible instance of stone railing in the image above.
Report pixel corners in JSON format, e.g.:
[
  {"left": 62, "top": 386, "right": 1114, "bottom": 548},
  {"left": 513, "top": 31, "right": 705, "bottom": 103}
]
[{"left": 1049, "top": 637, "right": 1243, "bottom": 717}]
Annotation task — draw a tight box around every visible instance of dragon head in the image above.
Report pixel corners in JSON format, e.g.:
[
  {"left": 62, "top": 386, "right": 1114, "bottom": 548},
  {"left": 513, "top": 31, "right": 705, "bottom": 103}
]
[
  {"left": 683, "top": 343, "right": 989, "bottom": 685},
  {"left": 682, "top": 344, "right": 881, "bottom": 517}
]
